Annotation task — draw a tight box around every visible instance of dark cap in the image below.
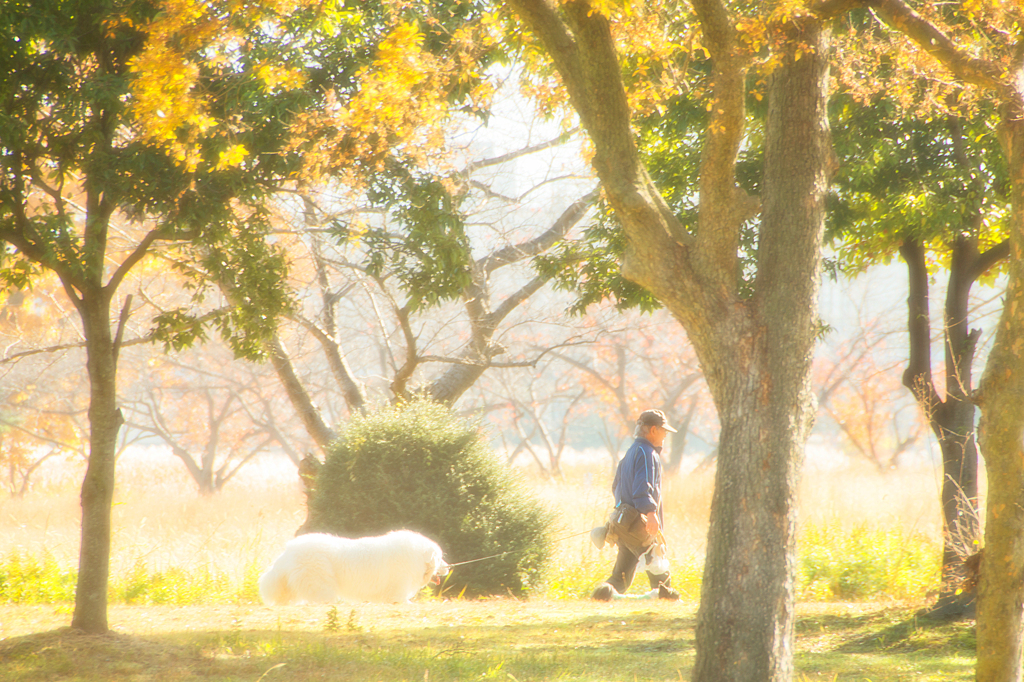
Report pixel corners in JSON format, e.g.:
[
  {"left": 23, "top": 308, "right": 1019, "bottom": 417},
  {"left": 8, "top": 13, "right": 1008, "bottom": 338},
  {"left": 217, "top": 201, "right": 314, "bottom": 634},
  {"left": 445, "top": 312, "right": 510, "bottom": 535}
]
[{"left": 637, "top": 409, "right": 677, "bottom": 433}]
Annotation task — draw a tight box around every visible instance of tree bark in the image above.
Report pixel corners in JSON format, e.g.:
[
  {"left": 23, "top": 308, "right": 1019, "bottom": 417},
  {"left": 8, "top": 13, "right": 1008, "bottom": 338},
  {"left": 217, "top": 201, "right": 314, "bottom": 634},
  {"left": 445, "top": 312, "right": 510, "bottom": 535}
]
[
  {"left": 900, "top": 237, "right": 985, "bottom": 616},
  {"left": 267, "top": 335, "right": 337, "bottom": 452},
  {"left": 693, "top": 22, "right": 830, "bottom": 682},
  {"left": 861, "top": 1, "right": 1024, "bottom": 675},
  {"left": 976, "top": 112, "right": 1024, "bottom": 682},
  {"left": 70, "top": 289, "right": 121, "bottom": 634},
  {"left": 507, "top": 3, "right": 830, "bottom": 680}
]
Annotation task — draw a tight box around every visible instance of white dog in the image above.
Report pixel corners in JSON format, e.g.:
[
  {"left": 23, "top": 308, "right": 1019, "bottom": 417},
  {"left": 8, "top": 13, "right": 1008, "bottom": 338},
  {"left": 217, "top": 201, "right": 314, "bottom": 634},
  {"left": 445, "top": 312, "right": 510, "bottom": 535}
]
[{"left": 259, "top": 530, "right": 449, "bottom": 605}]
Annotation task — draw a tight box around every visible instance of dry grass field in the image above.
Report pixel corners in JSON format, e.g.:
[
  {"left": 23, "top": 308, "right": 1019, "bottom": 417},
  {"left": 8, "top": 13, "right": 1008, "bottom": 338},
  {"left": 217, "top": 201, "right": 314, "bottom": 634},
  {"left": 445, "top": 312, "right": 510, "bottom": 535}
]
[
  {"left": 0, "top": 449, "right": 973, "bottom": 681},
  {"left": 0, "top": 448, "right": 949, "bottom": 595},
  {"left": 0, "top": 447, "right": 951, "bottom": 606}
]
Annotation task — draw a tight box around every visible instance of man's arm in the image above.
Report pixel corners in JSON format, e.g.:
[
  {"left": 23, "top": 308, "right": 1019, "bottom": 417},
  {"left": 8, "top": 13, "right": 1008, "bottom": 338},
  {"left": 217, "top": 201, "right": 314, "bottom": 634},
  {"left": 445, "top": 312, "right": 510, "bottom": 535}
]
[{"left": 630, "top": 444, "right": 659, "bottom": 514}]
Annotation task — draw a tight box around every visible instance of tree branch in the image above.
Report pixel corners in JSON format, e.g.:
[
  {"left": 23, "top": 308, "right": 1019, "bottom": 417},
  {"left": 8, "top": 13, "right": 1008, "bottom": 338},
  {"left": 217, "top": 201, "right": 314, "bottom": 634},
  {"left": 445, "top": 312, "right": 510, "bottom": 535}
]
[
  {"left": 0, "top": 303, "right": 231, "bottom": 365},
  {"left": 690, "top": 0, "right": 756, "bottom": 288},
  {"left": 476, "top": 187, "right": 598, "bottom": 274},
  {"left": 105, "top": 226, "right": 177, "bottom": 295},
  {"left": 867, "top": 0, "right": 1010, "bottom": 95},
  {"left": 899, "top": 238, "right": 942, "bottom": 413},
  {"left": 969, "top": 239, "right": 1010, "bottom": 283},
  {"left": 286, "top": 312, "right": 367, "bottom": 414},
  {"left": 489, "top": 276, "right": 549, "bottom": 325},
  {"left": 463, "top": 127, "right": 582, "bottom": 174},
  {"left": 506, "top": 1, "right": 585, "bottom": 120},
  {"left": 267, "top": 335, "right": 338, "bottom": 451},
  {"left": 810, "top": 0, "right": 867, "bottom": 20},
  {"left": 111, "top": 294, "right": 132, "bottom": 364}
]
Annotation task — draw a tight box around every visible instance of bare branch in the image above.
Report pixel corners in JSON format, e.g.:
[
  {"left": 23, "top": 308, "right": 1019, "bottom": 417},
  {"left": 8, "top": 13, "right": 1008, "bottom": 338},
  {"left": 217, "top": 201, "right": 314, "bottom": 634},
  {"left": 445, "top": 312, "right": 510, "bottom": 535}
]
[
  {"left": 476, "top": 187, "right": 599, "bottom": 274},
  {"left": 463, "top": 127, "right": 582, "bottom": 174}
]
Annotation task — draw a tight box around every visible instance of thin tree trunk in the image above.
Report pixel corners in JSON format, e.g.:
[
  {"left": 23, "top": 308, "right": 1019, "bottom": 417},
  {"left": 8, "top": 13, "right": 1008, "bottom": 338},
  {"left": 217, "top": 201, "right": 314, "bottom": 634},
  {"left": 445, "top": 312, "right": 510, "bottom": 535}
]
[
  {"left": 71, "top": 292, "right": 120, "bottom": 634},
  {"left": 936, "top": 237, "right": 982, "bottom": 612},
  {"left": 900, "top": 237, "right": 982, "bottom": 615}
]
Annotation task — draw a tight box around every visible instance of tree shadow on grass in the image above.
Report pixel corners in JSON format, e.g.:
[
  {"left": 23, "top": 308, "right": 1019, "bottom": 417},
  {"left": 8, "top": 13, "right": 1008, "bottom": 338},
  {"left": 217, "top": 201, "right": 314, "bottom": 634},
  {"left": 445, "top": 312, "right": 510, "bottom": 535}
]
[
  {"left": 832, "top": 612, "right": 976, "bottom": 654},
  {"left": 0, "top": 609, "right": 698, "bottom": 682},
  {"left": 795, "top": 610, "right": 976, "bottom": 681},
  {"left": 0, "top": 606, "right": 978, "bottom": 682},
  {"left": 796, "top": 608, "right": 975, "bottom": 652},
  {"left": 0, "top": 627, "right": 215, "bottom": 681}
]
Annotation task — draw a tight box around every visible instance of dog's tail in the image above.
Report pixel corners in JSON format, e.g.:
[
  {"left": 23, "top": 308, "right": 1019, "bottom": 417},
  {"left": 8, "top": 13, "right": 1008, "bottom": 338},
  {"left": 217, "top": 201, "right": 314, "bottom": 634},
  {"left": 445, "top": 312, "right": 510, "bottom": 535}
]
[{"left": 258, "top": 558, "right": 292, "bottom": 606}]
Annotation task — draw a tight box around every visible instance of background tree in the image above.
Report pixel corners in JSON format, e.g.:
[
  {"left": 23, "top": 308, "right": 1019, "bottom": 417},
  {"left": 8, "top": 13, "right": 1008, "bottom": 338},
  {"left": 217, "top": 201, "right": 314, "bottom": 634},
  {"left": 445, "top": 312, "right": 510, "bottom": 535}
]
[
  {"left": 820, "top": 347, "right": 924, "bottom": 471},
  {"left": 505, "top": 2, "right": 844, "bottom": 679},
  {"left": 122, "top": 343, "right": 309, "bottom": 494},
  {"left": 133, "top": 0, "right": 499, "bottom": 452},
  {"left": 852, "top": 0, "right": 1024, "bottom": 677},
  {"left": 828, "top": 78, "right": 1009, "bottom": 615},
  {"left": 0, "top": 385, "right": 85, "bottom": 498},
  {"left": 0, "top": 284, "right": 89, "bottom": 496},
  {"left": 493, "top": 360, "right": 587, "bottom": 477},
  {"left": 251, "top": 118, "right": 600, "bottom": 457},
  {"left": 0, "top": 0, "right": 371, "bottom": 633},
  {"left": 813, "top": 306, "right": 926, "bottom": 473},
  {"left": 550, "top": 308, "right": 711, "bottom": 471}
]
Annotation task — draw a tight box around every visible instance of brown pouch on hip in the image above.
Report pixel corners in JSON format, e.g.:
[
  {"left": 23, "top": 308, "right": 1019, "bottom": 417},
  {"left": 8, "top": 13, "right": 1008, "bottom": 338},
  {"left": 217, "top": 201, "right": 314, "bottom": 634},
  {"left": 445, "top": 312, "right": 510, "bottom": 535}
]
[{"left": 608, "top": 503, "right": 654, "bottom": 556}]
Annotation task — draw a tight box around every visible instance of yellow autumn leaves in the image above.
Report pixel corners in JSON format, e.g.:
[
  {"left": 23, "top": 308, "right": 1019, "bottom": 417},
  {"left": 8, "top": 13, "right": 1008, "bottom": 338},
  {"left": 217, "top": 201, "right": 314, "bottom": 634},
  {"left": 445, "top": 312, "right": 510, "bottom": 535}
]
[
  {"left": 124, "top": 0, "right": 482, "bottom": 183},
  {"left": 125, "top": 0, "right": 327, "bottom": 174}
]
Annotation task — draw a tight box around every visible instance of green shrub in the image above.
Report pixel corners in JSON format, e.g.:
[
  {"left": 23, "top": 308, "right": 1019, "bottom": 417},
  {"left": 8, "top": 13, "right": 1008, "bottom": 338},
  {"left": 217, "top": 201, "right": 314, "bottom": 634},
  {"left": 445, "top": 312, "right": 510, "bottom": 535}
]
[{"left": 306, "top": 399, "right": 554, "bottom": 597}]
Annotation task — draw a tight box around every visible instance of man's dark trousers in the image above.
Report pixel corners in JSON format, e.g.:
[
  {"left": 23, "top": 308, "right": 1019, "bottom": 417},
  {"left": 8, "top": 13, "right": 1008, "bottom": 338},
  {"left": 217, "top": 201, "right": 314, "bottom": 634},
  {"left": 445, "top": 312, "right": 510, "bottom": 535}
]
[{"left": 605, "top": 543, "right": 671, "bottom": 593}]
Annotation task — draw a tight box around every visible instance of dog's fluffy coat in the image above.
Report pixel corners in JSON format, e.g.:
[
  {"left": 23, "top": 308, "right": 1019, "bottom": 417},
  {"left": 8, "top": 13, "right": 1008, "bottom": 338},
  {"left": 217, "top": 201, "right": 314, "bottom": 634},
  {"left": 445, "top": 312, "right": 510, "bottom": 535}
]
[{"left": 259, "top": 530, "right": 448, "bottom": 605}]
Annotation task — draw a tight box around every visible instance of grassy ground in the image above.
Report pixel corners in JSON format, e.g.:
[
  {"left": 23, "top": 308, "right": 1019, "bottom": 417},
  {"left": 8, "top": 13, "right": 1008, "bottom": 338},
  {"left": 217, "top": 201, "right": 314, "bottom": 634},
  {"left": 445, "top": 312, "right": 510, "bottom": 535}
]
[
  {"left": 0, "top": 451, "right": 971, "bottom": 680},
  {"left": 0, "top": 599, "right": 974, "bottom": 682}
]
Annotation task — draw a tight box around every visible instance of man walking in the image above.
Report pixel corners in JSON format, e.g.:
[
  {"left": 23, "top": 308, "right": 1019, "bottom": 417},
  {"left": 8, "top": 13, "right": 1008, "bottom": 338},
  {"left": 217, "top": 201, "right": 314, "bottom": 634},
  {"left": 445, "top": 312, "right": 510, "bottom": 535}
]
[{"left": 592, "top": 408, "right": 681, "bottom": 601}]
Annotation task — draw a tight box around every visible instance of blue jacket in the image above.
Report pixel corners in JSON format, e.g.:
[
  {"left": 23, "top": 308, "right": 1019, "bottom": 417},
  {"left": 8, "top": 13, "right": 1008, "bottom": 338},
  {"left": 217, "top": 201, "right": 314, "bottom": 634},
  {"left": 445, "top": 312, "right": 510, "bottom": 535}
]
[{"left": 612, "top": 437, "right": 663, "bottom": 522}]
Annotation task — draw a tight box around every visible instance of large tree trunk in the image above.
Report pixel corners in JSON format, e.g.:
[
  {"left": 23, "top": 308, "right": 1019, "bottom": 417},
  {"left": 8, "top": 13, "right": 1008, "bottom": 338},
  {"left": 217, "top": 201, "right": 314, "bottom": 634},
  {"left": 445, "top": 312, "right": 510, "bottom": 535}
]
[
  {"left": 507, "top": 3, "right": 830, "bottom": 680},
  {"left": 71, "top": 290, "right": 121, "bottom": 634},
  {"left": 692, "top": 22, "right": 830, "bottom": 682},
  {"left": 976, "top": 113, "right": 1024, "bottom": 682}
]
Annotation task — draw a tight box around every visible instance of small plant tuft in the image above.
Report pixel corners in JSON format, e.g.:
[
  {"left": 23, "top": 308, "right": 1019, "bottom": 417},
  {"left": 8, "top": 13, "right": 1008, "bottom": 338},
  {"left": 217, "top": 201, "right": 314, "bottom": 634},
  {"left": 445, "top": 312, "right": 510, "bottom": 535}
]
[
  {"left": 324, "top": 606, "right": 340, "bottom": 632},
  {"left": 0, "top": 553, "right": 76, "bottom": 603}
]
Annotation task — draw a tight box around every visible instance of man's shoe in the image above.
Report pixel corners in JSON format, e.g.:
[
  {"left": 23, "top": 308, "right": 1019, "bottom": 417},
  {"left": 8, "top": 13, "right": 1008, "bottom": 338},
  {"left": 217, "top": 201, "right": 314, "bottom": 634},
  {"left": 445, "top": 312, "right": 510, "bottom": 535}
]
[
  {"left": 658, "top": 585, "right": 681, "bottom": 601},
  {"left": 592, "top": 582, "right": 617, "bottom": 601}
]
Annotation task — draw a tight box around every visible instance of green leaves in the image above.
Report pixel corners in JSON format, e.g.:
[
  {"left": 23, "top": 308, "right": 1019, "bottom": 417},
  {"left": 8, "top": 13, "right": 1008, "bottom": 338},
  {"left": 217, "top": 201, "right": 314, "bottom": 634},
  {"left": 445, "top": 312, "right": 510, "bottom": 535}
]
[
  {"left": 0, "top": 248, "right": 38, "bottom": 292},
  {"left": 533, "top": 203, "right": 660, "bottom": 315},
  {"left": 827, "top": 93, "right": 1010, "bottom": 275},
  {"left": 340, "top": 167, "right": 473, "bottom": 312},
  {"left": 152, "top": 211, "right": 295, "bottom": 362},
  {"left": 204, "top": 222, "right": 294, "bottom": 362}
]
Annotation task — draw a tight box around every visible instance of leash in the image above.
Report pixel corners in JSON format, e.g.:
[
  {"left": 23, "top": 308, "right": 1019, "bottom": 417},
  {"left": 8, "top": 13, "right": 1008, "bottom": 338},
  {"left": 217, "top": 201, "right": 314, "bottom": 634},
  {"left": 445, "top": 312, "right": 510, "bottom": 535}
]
[{"left": 445, "top": 529, "right": 591, "bottom": 568}]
